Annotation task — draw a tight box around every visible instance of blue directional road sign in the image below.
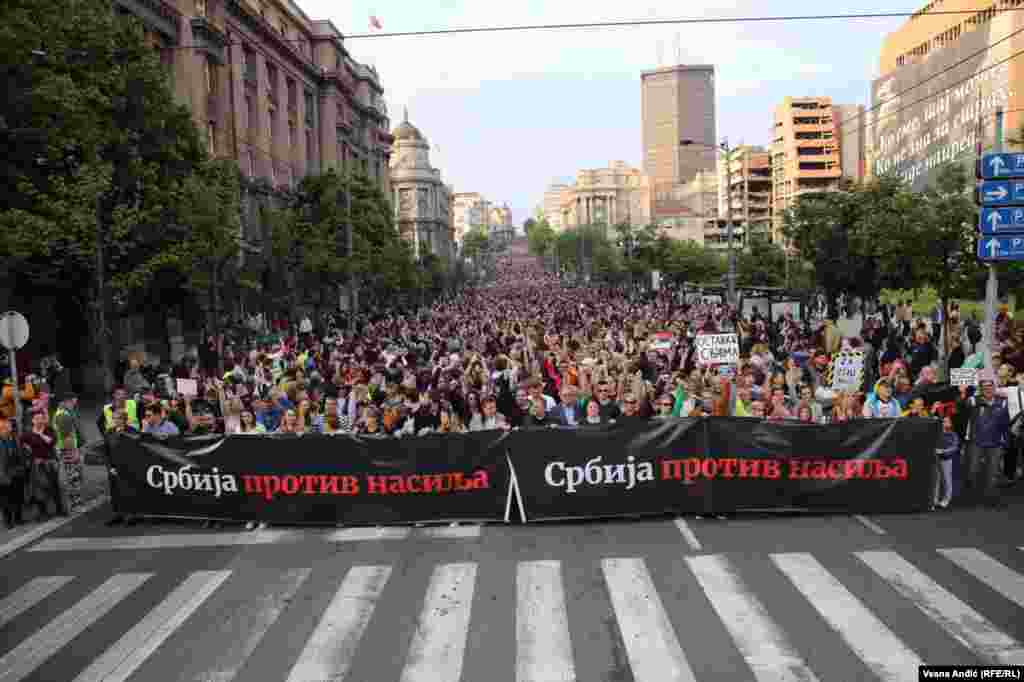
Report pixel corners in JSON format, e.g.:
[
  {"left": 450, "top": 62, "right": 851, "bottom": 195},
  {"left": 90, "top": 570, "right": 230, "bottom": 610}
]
[
  {"left": 979, "top": 207, "right": 1024, "bottom": 234},
  {"left": 979, "top": 153, "right": 1024, "bottom": 179},
  {"left": 978, "top": 235, "right": 1024, "bottom": 260},
  {"left": 978, "top": 179, "right": 1024, "bottom": 206}
]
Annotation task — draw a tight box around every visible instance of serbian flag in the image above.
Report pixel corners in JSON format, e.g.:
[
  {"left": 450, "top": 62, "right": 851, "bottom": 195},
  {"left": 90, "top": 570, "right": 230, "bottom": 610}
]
[
  {"left": 369, "top": 15, "right": 382, "bottom": 30},
  {"left": 650, "top": 331, "right": 674, "bottom": 352}
]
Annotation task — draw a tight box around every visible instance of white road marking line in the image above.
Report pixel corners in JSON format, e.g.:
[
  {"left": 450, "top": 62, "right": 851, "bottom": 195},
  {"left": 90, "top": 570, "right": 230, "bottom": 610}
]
[
  {"left": 28, "top": 530, "right": 300, "bottom": 551},
  {"left": 420, "top": 524, "right": 481, "bottom": 539},
  {"left": 399, "top": 562, "right": 478, "bottom": 682},
  {"left": 857, "top": 550, "right": 1024, "bottom": 666},
  {"left": 0, "top": 573, "right": 151, "bottom": 682},
  {"left": 325, "top": 527, "right": 412, "bottom": 542},
  {"left": 0, "top": 576, "right": 75, "bottom": 629},
  {"left": 602, "top": 557, "right": 697, "bottom": 682},
  {"left": 0, "top": 496, "right": 108, "bottom": 559},
  {"left": 516, "top": 561, "right": 575, "bottom": 682},
  {"left": 673, "top": 519, "right": 702, "bottom": 551},
  {"left": 938, "top": 548, "right": 1024, "bottom": 610},
  {"left": 772, "top": 552, "right": 922, "bottom": 682},
  {"left": 284, "top": 565, "right": 392, "bottom": 682},
  {"left": 853, "top": 515, "right": 887, "bottom": 535},
  {"left": 686, "top": 554, "right": 820, "bottom": 682},
  {"left": 73, "top": 570, "right": 231, "bottom": 682},
  {"left": 188, "top": 568, "right": 311, "bottom": 682}
]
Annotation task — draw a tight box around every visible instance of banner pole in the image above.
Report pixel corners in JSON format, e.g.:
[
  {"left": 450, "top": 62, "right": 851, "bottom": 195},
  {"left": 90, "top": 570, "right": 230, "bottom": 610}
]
[{"left": 507, "top": 451, "right": 527, "bottom": 523}]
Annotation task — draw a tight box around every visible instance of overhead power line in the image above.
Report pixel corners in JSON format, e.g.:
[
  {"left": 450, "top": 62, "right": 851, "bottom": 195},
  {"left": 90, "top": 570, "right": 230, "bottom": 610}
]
[{"left": 342, "top": 8, "right": 1024, "bottom": 39}]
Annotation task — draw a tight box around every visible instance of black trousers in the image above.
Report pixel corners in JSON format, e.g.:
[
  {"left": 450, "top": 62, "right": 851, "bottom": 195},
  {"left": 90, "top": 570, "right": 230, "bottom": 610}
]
[
  {"left": 1, "top": 476, "right": 25, "bottom": 523},
  {"left": 1005, "top": 437, "right": 1021, "bottom": 479}
]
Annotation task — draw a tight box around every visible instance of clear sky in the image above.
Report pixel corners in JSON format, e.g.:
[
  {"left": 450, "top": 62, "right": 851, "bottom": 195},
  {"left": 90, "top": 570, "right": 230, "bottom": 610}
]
[{"left": 300, "top": 0, "right": 910, "bottom": 224}]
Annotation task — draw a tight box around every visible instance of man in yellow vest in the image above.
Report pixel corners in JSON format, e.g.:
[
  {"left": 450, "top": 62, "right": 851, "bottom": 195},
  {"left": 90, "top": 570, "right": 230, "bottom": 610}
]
[
  {"left": 102, "top": 387, "right": 139, "bottom": 433},
  {"left": 53, "top": 393, "right": 82, "bottom": 514}
]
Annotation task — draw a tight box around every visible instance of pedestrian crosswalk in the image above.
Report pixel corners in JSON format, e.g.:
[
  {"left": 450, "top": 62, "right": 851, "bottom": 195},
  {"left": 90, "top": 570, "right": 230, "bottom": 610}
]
[{"left": 1, "top": 547, "right": 1022, "bottom": 681}]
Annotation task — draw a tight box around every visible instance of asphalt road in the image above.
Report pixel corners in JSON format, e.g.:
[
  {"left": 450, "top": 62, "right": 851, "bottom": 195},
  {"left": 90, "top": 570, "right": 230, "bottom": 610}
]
[{"left": 0, "top": 496, "right": 1022, "bottom": 682}]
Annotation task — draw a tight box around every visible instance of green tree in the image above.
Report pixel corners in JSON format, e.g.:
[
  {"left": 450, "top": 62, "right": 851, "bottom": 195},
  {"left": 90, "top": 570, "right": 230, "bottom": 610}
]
[
  {"left": 0, "top": 0, "right": 207, "bottom": 390},
  {"left": 527, "top": 219, "right": 556, "bottom": 258},
  {"left": 915, "top": 163, "right": 983, "bottom": 369},
  {"left": 735, "top": 233, "right": 787, "bottom": 287},
  {"left": 523, "top": 217, "right": 536, "bottom": 238},
  {"left": 463, "top": 228, "right": 490, "bottom": 265}
]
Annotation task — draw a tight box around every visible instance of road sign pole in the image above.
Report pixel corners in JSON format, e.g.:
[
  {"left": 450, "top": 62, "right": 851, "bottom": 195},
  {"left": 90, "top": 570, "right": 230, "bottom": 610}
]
[
  {"left": 8, "top": 349, "right": 20, "bottom": 434},
  {"left": 983, "top": 107, "right": 1005, "bottom": 372}
]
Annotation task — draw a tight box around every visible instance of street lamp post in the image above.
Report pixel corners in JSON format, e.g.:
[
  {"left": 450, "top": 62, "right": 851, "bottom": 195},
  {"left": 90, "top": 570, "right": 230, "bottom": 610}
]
[{"left": 681, "top": 138, "right": 735, "bottom": 306}]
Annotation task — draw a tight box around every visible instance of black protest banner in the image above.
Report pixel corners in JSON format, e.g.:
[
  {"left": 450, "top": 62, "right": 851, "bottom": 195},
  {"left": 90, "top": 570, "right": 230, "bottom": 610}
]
[
  {"left": 108, "top": 431, "right": 511, "bottom": 525},
  {"left": 701, "top": 417, "right": 938, "bottom": 513},
  {"left": 507, "top": 419, "right": 709, "bottom": 521},
  {"left": 508, "top": 418, "right": 939, "bottom": 521}
]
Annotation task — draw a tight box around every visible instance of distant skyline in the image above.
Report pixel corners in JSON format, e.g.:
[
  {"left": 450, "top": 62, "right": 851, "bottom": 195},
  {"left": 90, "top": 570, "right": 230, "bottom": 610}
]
[{"left": 303, "top": 0, "right": 910, "bottom": 224}]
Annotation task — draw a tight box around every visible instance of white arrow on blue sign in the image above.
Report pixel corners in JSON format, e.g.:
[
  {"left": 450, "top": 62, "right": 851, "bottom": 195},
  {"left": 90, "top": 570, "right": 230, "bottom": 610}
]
[
  {"left": 978, "top": 235, "right": 1024, "bottom": 260},
  {"left": 979, "top": 207, "right": 1024, "bottom": 234},
  {"left": 980, "top": 153, "right": 1024, "bottom": 179},
  {"left": 977, "top": 179, "right": 1024, "bottom": 205}
]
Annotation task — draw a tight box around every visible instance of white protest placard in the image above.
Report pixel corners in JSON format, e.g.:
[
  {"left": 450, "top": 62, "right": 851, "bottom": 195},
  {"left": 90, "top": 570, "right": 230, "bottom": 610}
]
[
  {"left": 176, "top": 378, "right": 198, "bottom": 398},
  {"left": 695, "top": 334, "right": 739, "bottom": 365},
  {"left": 830, "top": 350, "right": 865, "bottom": 391},
  {"left": 950, "top": 368, "right": 978, "bottom": 387}
]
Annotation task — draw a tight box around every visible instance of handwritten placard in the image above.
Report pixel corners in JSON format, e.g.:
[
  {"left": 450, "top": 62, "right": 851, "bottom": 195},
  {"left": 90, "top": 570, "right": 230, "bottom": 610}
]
[
  {"left": 717, "top": 365, "right": 737, "bottom": 379},
  {"left": 830, "top": 350, "right": 865, "bottom": 391},
  {"left": 950, "top": 368, "right": 978, "bottom": 387},
  {"left": 176, "top": 378, "right": 198, "bottom": 398},
  {"left": 695, "top": 334, "right": 739, "bottom": 365}
]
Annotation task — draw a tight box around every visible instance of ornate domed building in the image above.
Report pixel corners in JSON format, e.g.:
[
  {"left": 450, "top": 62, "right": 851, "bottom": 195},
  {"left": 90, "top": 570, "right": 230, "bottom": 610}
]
[{"left": 389, "top": 110, "right": 454, "bottom": 263}]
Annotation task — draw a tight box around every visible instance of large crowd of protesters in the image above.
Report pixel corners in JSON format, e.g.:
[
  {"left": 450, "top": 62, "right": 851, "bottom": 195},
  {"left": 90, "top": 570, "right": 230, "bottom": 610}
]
[{"left": 1, "top": 240, "right": 1020, "bottom": 529}]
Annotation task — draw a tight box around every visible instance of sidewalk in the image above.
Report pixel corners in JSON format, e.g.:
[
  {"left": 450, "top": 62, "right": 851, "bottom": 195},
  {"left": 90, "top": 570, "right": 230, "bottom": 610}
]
[{"left": 0, "top": 464, "right": 109, "bottom": 558}]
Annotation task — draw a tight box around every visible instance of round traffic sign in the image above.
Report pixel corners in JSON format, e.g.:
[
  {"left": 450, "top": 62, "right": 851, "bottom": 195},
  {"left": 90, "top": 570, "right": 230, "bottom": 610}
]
[{"left": 0, "top": 311, "right": 29, "bottom": 350}]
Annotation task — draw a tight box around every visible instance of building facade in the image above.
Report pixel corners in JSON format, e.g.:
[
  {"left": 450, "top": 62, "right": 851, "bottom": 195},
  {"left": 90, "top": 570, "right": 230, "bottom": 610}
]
[
  {"left": 543, "top": 183, "right": 569, "bottom": 230},
  {"left": 452, "top": 192, "right": 490, "bottom": 244},
  {"left": 118, "top": 0, "right": 394, "bottom": 195},
  {"left": 389, "top": 112, "right": 454, "bottom": 262},
  {"left": 771, "top": 96, "right": 845, "bottom": 242},
  {"left": 559, "top": 161, "right": 652, "bottom": 231},
  {"left": 868, "top": 0, "right": 1022, "bottom": 191},
  {"left": 641, "top": 65, "right": 717, "bottom": 186},
  {"left": 720, "top": 146, "right": 772, "bottom": 240}
]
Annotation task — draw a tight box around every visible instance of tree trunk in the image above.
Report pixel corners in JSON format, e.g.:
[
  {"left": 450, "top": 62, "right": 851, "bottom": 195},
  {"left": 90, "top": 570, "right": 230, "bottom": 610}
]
[{"left": 211, "top": 265, "right": 223, "bottom": 377}]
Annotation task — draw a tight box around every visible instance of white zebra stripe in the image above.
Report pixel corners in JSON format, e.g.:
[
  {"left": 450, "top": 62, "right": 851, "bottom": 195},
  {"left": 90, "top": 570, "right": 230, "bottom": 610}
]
[
  {"left": 399, "top": 563, "right": 477, "bottom": 682},
  {"left": 420, "top": 524, "right": 481, "bottom": 539},
  {"left": 325, "top": 527, "right": 412, "bottom": 542},
  {"left": 186, "top": 568, "right": 311, "bottom": 682},
  {"left": 516, "top": 561, "right": 575, "bottom": 682},
  {"left": 73, "top": 570, "right": 231, "bottom": 682},
  {"left": 673, "top": 519, "right": 702, "bottom": 551},
  {"left": 28, "top": 531, "right": 300, "bottom": 552},
  {"left": 0, "top": 576, "right": 74, "bottom": 629},
  {"left": 686, "top": 554, "right": 820, "bottom": 682},
  {"left": 284, "top": 565, "right": 392, "bottom": 682},
  {"left": 771, "top": 552, "right": 922, "bottom": 682},
  {"left": 938, "top": 548, "right": 1024, "bottom": 610},
  {"left": 857, "top": 550, "right": 1024, "bottom": 666},
  {"left": 602, "top": 558, "right": 697, "bottom": 682},
  {"left": 0, "top": 573, "right": 151, "bottom": 682}
]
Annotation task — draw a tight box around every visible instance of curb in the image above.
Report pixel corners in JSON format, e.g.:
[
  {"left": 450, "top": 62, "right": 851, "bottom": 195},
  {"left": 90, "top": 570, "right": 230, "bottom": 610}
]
[{"left": 0, "top": 495, "right": 109, "bottom": 560}]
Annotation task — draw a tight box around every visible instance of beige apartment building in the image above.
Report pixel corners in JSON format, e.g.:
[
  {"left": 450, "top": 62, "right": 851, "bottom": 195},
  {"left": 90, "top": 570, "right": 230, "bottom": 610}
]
[
  {"left": 771, "top": 97, "right": 847, "bottom": 242},
  {"left": 116, "top": 0, "right": 393, "bottom": 195},
  {"left": 543, "top": 183, "right": 569, "bottom": 230},
  {"left": 868, "top": 0, "right": 1024, "bottom": 190},
  {"left": 452, "top": 192, "right": 490, "bottom": 244},
  {"left": 559, "top": 161, "right": 652, "bottom": 230},
  {"left": 641, "top": 65, "right": 717, "bottom": 186},
  {"left": 720, "top": 146, "right": 772, "bottom": 240}
]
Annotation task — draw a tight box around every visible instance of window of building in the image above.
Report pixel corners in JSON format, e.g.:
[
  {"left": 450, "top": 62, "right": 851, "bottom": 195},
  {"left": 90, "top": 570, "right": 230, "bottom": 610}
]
[
  {"left": 268, "top": 107, "right": 275, "bottom": 142},
  {"left": 304, "top": 91, "right": 314, "bottom": 126},
  {"left": 286, "top": 78, "right": 296, "bottom": 110},
  {"left": 204, "top": 57, "right": 216, "bottom": 94},
  {"left": 207, "top": 122, "right": 216, "bottom": 155},
  {"left": 288, "top": 122, "right": 295, "bottom": 147},
  {"left": 245, "top": 150, "right": 254, "bottom": 177},
  {"left": 280, "top": 20, "right": 287, "bottom": 37},
  {"left": 270, "top": 163, "right": 276, "bottom": 185},
  {"left": 266, "top": 63, "right": 277, "bottom": 99},
  {"left": 243, "top": 47, "right": 256, "bottom": 82}
]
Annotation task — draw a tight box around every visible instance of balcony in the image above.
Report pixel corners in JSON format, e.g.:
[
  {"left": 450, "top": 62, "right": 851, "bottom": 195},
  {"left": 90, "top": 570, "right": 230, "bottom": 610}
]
[
  {"left": 115, "top": 0, "right": 180, "bottom": 43},
  {"left": 796, "top": 168, "right": 842, "bottom": 179},
  {"left": 190, "top": 16, "right": 227, "bottom": 65}
]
